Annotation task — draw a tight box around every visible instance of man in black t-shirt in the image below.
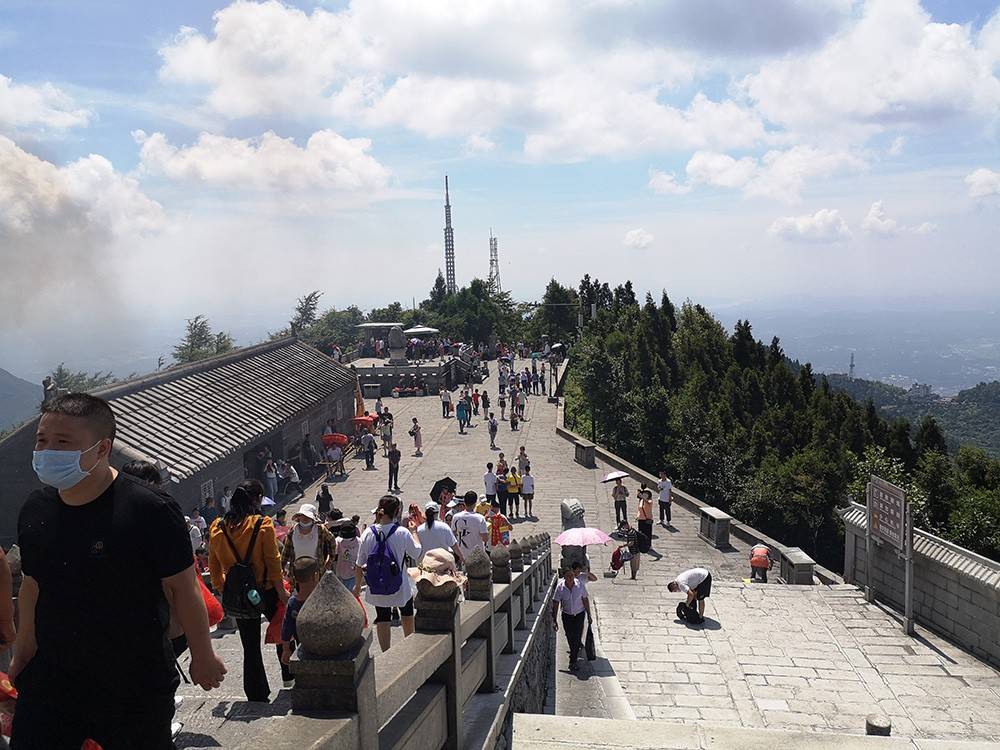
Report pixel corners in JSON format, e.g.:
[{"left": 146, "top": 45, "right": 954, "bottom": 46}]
[{"left": 12, "top": 393, "right": 227, "bottom": 750}]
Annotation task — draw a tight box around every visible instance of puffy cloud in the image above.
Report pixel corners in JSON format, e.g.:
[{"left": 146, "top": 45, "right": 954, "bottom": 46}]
[
  {"left": 624, "top": 227, "right": 654, "bottom": 248},
  {"left": 861, "top": 200, "right": 935, "bottom": 237},
  {"left": 133, "top": 129, "right": 390, "bottom": 195},
  {"left": 742, "top": 0, "right": 1000, "bottom": 139},
  {"left": 686, "top": 151, "right": 758, "bottom": 189},
  {"left": 648, "top": 169, "right": 691, "bottom": 195},
  {"left": 686, "top": 146, "right": 864, "bottom": 201},
  {"left": 0, "top": 74, "right": 91, "bottom": 134},
  {"left": 965, "top": 167, "right": 1000, "bottom": 198},
  {"left": 463, "top": 134, "right": 496, "bottom": 155},
  {"left": 0, "top": 136, "right": 164, "bottom": 323},
  {"left": 769, "top": 208, "right": 851, "bottom": 243},
  {"left": 157, "top": 1, "right": 768, "bottom": 161}
]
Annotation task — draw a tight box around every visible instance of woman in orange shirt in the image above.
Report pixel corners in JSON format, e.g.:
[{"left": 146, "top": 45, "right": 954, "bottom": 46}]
[{"left": 208, "top": 480, "right": 289, "bottom": 702}]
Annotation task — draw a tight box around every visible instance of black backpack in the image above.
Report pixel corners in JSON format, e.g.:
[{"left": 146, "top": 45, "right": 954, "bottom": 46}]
[{"left": 220, "top": 517, "right": 265, "bottom": 619}]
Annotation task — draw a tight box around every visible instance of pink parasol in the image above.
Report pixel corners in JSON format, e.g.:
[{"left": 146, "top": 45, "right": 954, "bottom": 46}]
[{"left": 554, "top": 527, "right": 612, "bottom": 546}]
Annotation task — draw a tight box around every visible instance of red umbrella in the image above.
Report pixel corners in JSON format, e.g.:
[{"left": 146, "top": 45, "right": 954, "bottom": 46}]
[{"left": 322, "top": 433, "right": 349, "bottom": 447}]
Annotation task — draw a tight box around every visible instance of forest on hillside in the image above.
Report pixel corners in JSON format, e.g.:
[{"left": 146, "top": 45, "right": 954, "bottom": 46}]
[
  {"left": 559, "top": 276, "right": 1000, "bottom": 569},
  {"left": 828, "top": 375, "right": 1000, "bottom": 455}
]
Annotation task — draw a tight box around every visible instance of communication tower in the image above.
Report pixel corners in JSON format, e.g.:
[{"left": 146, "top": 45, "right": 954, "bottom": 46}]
[
  {"left": 444, "top": 176, "right": 456, "bottom": 294},
  {"left": 488, "top": 229, "right": 502, "bottom": 294},
  {"left": 849, "top": 352, "right": 856, "bottom": 381}
]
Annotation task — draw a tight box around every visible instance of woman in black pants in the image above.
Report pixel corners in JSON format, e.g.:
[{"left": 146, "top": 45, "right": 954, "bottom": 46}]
[{"left": 208, "top": 481, "right": 291, "bottom": 701}]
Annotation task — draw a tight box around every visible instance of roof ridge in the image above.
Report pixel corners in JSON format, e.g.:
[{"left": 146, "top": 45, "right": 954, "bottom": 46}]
[{"left": 93, "top": 336, "right": 299, "bottom": 401}]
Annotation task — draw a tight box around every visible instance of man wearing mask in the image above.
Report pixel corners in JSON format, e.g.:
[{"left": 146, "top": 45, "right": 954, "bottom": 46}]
[{"left": 12, "top": 393, "right": 226, "bottom": 749}]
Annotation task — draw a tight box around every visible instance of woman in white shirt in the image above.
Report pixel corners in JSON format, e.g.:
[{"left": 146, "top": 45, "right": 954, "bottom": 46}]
[
  {"left": 416, "top": 501, "right": 463, "bottom": 565},
  {"left": 354, "top": 495, "right": 421, "bottom": 652}
]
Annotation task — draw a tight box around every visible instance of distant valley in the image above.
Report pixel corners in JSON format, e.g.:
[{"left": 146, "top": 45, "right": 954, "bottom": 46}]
[{"left": 0, "top": 369, "right": 41, "bottom": 433}]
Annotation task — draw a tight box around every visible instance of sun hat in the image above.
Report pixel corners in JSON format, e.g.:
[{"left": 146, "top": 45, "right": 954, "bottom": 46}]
[
  {"left": 408, "top": 548, "right": 466, "bottom": 590},
  {"left": 424, "top": 500, "right": 440, "bottom": 512},
  {"left": 292, "top": 503, "right": 320, "bottom": 523}
]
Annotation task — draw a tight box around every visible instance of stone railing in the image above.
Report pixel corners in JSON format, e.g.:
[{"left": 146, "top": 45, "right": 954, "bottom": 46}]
[
  {"left": 839, "top": 502, "right": 1000, "bottom": 667},
  {"left": 269, "top": 534, "right": 555, "bottom": 750}
]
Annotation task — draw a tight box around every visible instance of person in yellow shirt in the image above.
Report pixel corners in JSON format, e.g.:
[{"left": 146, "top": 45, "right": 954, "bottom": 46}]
[
  {"left": 506, "top": 466, "right": 523, "bottom": 517},
  {"left": 474, "top": 495, "right": 492, "bottom": 516}
]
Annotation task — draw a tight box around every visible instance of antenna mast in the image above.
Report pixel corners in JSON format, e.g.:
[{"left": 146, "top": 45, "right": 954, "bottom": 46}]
[
  {"left": 488, "top": 229, "right": 501, "bottom": 295},
  {"left": 444, "top": 175, "right": 456, "bottom": 294},
  {"left": 849, "top": 352, "right": 856, "bottom": 381}
]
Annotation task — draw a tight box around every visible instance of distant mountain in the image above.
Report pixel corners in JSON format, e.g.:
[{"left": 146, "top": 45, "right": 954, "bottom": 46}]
[
  {"left": 827, "top": 373, "right": 1000, "bottom": 455},
  {"left": 0, "top": 369, "right": 40, "bottom": 433}
]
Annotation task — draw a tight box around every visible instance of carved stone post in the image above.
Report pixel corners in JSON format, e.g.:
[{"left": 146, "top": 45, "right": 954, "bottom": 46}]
[
  {"left": 415, "top": 585, "right": 463, "bottom": 750},
  {"left": 509, "top": 539, "right": 524, "bottom": 573},
  {"left": 491, "top": 545, "right": 515, "bottom": 655},
  {"left": 291, "top": 572, "right": 376, "bottom": 750},
  {"left": 464, "top": 547, "right": 496, "bottom": 693}
]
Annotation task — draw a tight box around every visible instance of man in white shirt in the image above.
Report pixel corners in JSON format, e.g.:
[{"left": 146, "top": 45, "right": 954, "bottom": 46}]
[
  {"left": 451, "top": 491, "right": 488, "bottom": 560},
  {"left": 668, "top": 567, "right": 712, "bottom": 619},
  {"left": 483, "top": 463, "right": 498, "bottom": 503},
  {"left": 552, "top": 561, "right": 591, "bottom": 670},
  {"left": 440, "top": 388, "right": 452, "bottom": 418},
  {"left": 657, "top": 470, "right": 673, "bottom": 527}
]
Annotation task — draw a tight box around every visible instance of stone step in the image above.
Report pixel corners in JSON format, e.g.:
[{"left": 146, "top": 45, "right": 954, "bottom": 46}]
[{"left": 512, "top": 714, "right": 1000, "bottom": 750}]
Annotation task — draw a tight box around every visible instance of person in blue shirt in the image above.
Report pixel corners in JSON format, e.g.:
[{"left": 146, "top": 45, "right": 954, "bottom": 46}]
[{"left": 280, "top": 556, "right": 321, "bottom": 668}]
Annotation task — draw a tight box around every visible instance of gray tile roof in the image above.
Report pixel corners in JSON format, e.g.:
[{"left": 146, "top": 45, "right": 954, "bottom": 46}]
[{"left": 97, "top": 339, "right": 355, "bottom": 480}]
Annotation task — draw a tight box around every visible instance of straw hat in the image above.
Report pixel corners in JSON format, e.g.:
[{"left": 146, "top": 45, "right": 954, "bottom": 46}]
[{"left": 408, "top": 548, "right": 466, "bottom": 596}]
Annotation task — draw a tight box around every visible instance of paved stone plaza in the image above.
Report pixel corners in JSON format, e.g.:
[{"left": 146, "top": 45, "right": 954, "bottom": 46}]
[{"left": 174, "top": 360, "right": 1000, "bottom": 746}]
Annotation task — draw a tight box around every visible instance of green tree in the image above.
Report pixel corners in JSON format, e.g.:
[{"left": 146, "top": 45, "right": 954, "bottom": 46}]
[
  {"left": 429, "top": 270, "right": 448, "bottom": 307},
  {"left": 49, "top": 363, "right": 116, "bottom": 392},
  {"left": 290, "top": 291, "right": 323, "bottom": 334},
  {"left": 914, "top": 415, "right": 947, "bottom": 457}
]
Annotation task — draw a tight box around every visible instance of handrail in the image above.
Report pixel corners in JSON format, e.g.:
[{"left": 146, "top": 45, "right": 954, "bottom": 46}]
[{"left": 279, "top": 537, "right": 555, "bottom": 750}]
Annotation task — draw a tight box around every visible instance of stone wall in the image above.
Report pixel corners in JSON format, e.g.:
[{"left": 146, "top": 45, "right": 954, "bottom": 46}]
[
  {"left": 839, "top": 502, "right": 1000, "bottom": 667},
  {"left": 492, "top": 579, "right": 556, "bottom": 750}
]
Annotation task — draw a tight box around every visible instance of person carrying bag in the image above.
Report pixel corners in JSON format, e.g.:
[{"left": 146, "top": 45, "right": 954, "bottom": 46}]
[{"left": 208, "top": 482, "right": 288, "bottom": 702}]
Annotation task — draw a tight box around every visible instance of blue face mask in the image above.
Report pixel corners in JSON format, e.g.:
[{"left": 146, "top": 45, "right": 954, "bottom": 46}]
[{"left": 32, "top": 441, "right": 102, "bottom": 490}]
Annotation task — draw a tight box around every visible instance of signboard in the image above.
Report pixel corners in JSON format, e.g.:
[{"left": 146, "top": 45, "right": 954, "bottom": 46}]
[{"left": 868, "top": 476, "right": 906, "bottom": 551}]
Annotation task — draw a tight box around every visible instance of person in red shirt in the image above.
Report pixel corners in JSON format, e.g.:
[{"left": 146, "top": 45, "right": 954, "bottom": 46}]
[{"left": 487, "top": 501, "right": 512, "bottom": 547}]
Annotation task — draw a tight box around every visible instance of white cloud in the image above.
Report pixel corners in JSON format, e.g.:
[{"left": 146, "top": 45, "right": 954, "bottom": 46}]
[
  {"left": 861, "top": 200, "right": 936, "bottom": 237},
  {"left": 742, "top": 0, "right": 1000, "bottom": 140},
  {"left": 624, "top": 227, "right": 654, "bottom": 248},
  {"left": 133, "top": 129, "right": 390, "bottom": 195},
  {"left": 769, "top": 208, "right": 851, "bottom": 243},
  {"left": 0, "top": 135, "right": 164, "bottom": 324},
  {"left": 464, "top": 134, "right": 496, "bottom": 155},
  {"left": 157, "top": 1, "right": 770, "bottom": 161},
  {"left": 887, "top": 135, "right": 905, "bottom": 156},
  {"left": 686, "top": 145, "right": 864, "bottom": 202},
  {"left": 965, "top": 167, "right": 1000, "bottom": 198},
  {"left": 648, "top": 169, "right": 691, "bottom": 195},
  {"left": 0, "top": 74, "right": 91, "bottom": 134}
]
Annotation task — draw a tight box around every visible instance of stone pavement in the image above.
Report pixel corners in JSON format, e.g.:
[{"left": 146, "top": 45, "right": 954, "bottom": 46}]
[{"left": 175, "top": 359, "right": 1000, "bottom": 746}]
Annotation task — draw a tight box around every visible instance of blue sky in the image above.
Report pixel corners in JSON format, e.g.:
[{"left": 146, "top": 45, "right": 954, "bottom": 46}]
[{"left": 2, "top": 0, "right": 1000, "bottom": 378}]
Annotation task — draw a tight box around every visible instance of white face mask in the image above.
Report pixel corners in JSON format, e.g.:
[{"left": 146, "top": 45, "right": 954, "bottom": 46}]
[{"left": 298, "top": 521, "right": 315, "bottom": 531}]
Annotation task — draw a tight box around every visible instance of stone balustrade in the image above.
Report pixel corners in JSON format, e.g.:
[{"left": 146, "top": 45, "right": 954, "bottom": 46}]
[{"left": 272, "top": 534, "right": 554, "bottom": 750}]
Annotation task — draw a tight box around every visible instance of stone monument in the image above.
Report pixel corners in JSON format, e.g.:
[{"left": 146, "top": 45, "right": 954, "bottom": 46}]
[{"left": 387, "top": 325, "right": 408, "bottom": 366}]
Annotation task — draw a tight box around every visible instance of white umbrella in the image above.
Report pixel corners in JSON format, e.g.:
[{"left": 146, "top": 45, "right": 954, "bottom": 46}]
[
  {"left": 601, "top": 470, "right": 629, "bottom": 483},
  {"left": 404, "top": 326, "right": 440, "bottom": 336}
]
